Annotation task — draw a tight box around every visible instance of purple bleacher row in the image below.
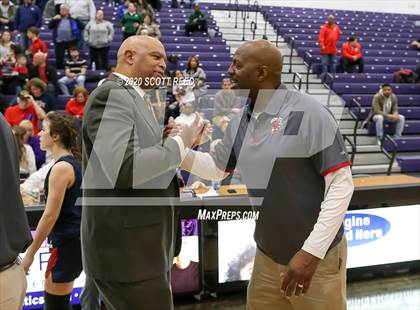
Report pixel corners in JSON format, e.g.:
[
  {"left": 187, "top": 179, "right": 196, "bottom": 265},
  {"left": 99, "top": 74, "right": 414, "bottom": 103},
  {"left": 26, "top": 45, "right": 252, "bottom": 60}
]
[
  {"left": 38, "top": 1, "right": 233, "bottom": 89},
  {"left": 255, "top": 4, "right": 420, "bottom": 171}
]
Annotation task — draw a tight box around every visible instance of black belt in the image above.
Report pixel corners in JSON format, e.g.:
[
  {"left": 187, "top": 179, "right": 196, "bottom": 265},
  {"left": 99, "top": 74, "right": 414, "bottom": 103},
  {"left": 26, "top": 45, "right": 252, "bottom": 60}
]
[{"left": 0, "top": 258, "right": 18, "bottom": 273}]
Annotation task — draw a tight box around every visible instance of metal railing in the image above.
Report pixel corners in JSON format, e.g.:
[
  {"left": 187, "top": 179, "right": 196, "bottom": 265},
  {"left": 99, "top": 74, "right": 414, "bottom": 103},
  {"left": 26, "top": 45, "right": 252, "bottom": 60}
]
[
  {"left": 287, "top": 37, "right": 295, "bottom": 72},
  {"left": 323, "top": 73, "right": 334, "bottom": 107},
  {"left": 343, "top": 135, "right": 356, "bottom": 165},
  {"left": 348, "top": 98, "right": 362, "bottom": 148},
  {"left": 273, "top": 25, "right": 280, "bottom": 47},
  {"left": 262, "top": 11, "right": 268, "bottom": 40},
  {"left": 250, "top": 21, "right": 257, "bottom": 40},
  {"left": 292, "top": 72, "right": 303, "bottom": 91},
  {"left": 382, "top": 135, "right": 398, "bottom": 175},
  {"left": 234, "top": 0, "right": 240, "bottom": 28},
  {"left": 254, "top": 1, "right": 259, "bottom": 28},
  {"left": 302, "top": 51, "right": 313, "bottom": 91},
  {"left": 241, "top": 10, "right": 247, "bottom": 41}
]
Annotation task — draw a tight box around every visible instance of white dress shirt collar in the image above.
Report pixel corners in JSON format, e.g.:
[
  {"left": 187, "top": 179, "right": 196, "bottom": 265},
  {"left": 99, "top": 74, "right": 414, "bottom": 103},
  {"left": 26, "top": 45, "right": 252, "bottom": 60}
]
[{"left": 113, "top": 72, "right": 146, "bottom": 99}]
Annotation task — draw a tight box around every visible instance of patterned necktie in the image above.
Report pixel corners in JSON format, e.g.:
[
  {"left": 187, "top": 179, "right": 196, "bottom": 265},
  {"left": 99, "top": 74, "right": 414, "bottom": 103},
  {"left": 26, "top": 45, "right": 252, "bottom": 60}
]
[{"left": 144, "top": 93, "right": 157, "bottom": 122}]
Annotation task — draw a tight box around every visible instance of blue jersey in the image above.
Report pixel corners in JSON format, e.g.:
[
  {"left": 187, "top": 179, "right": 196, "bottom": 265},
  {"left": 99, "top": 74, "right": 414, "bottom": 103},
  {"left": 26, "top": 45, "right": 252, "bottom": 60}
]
[{"left": 45, "top": 155, "right": 82, "bottom": 246}]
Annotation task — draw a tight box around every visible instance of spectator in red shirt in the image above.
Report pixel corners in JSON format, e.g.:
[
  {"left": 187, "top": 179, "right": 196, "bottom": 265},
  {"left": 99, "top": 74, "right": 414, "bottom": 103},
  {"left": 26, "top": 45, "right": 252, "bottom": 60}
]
[
  {"left": 340, "top": 35, "right": 364, "bottom": 73},
  {"left": 65, "top": 86, "right": 88, "bottom": 118},
  {"left": 4, "top": 90, "right": 46, "bottom": 134},
  {"left": 318, "top": 15, "right": 341, "bottom": 75},
  {"left": 13, "top": 54, "right": 29, "bottom": 93},
  {"left": 28, "top": 51, "right": 57, "bottom": 98},
  {"left": 27, "top": 26, "right": 48, "bottom": 60}
]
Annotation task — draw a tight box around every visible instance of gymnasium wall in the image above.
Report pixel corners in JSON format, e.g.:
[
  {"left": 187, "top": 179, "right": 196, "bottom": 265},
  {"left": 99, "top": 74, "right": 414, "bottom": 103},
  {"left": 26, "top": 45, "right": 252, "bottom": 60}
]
[{"left": 205, "top": 0, "right": 420, "bottom": 15}]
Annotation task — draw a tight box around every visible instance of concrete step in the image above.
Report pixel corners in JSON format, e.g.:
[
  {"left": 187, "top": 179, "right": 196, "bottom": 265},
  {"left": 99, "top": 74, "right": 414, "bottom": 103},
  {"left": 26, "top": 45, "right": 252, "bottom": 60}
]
[
  {"left": 352, "top": 136, "right": 378, "bottom": 144},
  {"left": 339, "top": 120, "right": 357, "bottom": 129},
  {"left": 352, "top": 163, "right": 400, "bottom": 175},
  {"left": 346, "top": 144, "right": 381, "bottom": 153},
  {"left": 281, "top": 64, "right": 309, "bottom": 73},
  {"left": 217, "top": 27, "right": 278, "bottom": 36},
  {"left": 352, "top": 153, "right": 391, "bottom": 165},
  {"left": 278, "top": 73, "right": 320, "bottom": 84},
  {"left": 222, "top": 33, "right": 280, "bottom": 41},
  {"left": 341, "top": 128, "right": 369, "bottom": 135},
  {"left": 212, "top": 20, "right": 269, "bottom": 28}
]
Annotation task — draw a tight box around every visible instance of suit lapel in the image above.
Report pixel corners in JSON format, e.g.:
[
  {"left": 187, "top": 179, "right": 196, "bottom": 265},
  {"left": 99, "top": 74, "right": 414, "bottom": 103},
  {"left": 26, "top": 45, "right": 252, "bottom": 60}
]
[{"left": 108, "top": 74, "right": 162, "bottom": 141}]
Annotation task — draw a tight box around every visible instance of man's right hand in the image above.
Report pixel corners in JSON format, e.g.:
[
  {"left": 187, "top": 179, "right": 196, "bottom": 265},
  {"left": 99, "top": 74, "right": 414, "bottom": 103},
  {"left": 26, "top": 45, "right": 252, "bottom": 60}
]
[
  {"left": 53, "top": 14, "right": 61, "bottom": 20},
  {"left": 178, "top": 112, "right": 205, "bottom": 148},
  {"left": 163, "top": 116, "right": 180, "bottom": 139}
]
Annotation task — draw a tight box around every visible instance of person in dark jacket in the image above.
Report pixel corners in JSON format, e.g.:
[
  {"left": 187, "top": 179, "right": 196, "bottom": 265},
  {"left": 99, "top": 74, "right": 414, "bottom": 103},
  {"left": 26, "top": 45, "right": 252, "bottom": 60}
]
[
  {"left": 0, "top": 0, "right": 17, "bottom": 31},
  {"left": 48, "top": 3, "right": 84, "bottom": 69},
  {"left": 0, "top": 113, "right": 32, "bottom": 310},
  {"left": 28, "top": 51, "right": 58, "bottom": 97},
  {"left": 14, "top": 0, "right": 41, "bottom": 50},
  {"left": 121, "top": 2, "right": 143, "bottom": 40},
  {"left": 26, "top": 77, "right": 54, "bottom": 112},
  {"left": 185, "top": 3, "right": 207, "bottom": 36}
]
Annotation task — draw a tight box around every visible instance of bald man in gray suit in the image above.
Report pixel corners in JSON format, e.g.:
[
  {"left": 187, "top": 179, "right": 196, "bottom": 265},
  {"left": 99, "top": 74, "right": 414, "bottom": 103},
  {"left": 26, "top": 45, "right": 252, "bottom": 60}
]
[{"left": 81, "top": 36, "right": 204, "bottom": 309}]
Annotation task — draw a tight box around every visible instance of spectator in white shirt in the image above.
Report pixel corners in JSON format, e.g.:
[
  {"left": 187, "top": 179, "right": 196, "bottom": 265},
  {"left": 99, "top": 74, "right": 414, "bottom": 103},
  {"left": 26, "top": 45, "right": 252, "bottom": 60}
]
[
  {"left": 13, "top": 125, "right": 36, "bottom": 176},
  {"left": 20, "top": 159, "right": 54, "bottom": 195}
]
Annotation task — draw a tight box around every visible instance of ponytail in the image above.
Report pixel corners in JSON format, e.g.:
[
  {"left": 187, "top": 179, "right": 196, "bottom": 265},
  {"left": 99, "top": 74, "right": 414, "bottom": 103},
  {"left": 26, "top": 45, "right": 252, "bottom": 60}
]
[{"left": 45, "top": 112, "right": 82, "bottom": 162}]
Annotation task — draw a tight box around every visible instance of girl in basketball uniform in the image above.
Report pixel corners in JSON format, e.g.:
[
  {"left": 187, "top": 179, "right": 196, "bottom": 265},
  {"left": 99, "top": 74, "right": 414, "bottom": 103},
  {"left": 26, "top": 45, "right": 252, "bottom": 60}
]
[{"left": 23, "top": 112, "right": 82, "bottom": 310}]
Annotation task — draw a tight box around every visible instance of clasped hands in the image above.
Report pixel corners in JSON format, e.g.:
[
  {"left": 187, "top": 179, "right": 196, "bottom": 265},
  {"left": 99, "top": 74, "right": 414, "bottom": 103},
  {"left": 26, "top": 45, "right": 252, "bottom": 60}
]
[{"left": 163, "top": 113, "right": 212, "bottom": 148}]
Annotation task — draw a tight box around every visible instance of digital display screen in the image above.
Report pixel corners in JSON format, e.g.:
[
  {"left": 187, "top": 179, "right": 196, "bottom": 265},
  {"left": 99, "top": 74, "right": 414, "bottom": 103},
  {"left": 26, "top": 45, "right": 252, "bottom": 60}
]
[
  {"left": 21, "top": 232, "right": 85, "bottom": 309},
  {"left": 345, "top": 205, "right": 420, "bottom": 268},
  {"left": 218, "top": 219, "right": 256, "bottom": 283},
  {"left": 171, "top": 219, "right": 200, "bottom": 294},
  {"left": 22, "top": 219, "right": 200, "bottom": 308},
  {"left": 218, "top": 205, "right": 420, "bottom": 283}
]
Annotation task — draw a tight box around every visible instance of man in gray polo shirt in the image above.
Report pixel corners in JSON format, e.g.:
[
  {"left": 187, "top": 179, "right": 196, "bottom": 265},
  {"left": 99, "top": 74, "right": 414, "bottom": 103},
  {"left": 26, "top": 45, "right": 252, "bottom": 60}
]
[
  {"left": 181, "top": 40, "right": 354, "bottom": 309},
  {"left": 0, "top": 114, "right": 32, "bottom": 309}
]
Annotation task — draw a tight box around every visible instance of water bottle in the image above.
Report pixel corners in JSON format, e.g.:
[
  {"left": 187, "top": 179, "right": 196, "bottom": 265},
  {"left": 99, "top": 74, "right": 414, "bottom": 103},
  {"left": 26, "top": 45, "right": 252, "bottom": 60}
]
[
  {"left": 91, "top": 61, "right": 96, "bottom": 71},
  {"left": 31, "top": 188, "right": 40, "bottom": 203},
  {"left": 39, "top": 188, "right": 46, "bottom": 204},
  {"left": 211, "top": 180, "right": 221, "bottom": 191},
  {"left": 176, "top": 24, "right": 180, "bottom": 31}
]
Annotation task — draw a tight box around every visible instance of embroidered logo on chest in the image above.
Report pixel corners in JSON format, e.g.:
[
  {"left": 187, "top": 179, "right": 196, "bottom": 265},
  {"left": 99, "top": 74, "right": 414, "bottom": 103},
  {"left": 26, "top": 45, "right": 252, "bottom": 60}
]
[{"left": 271, "top": 117, "right": 282, "bottom": 133}]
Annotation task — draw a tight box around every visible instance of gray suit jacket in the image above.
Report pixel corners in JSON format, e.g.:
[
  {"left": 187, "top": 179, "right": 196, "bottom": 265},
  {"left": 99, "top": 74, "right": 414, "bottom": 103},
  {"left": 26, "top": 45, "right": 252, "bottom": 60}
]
[
  {"left": 81, "top": 74, "right": 182, "bottom": 282},
  {"left": 0, "top": 114, "right": 32, "bottom": 265}
]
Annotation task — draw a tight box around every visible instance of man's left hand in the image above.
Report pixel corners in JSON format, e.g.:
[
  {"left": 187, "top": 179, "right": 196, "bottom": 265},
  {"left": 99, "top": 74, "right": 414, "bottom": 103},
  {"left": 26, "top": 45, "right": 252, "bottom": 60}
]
[
  {"left": 280, "top": 249, "right": 320, "bottom": 298},
  {"left": 192, "top": 120, "right": 212, "bottom": 147},
  {"left": 163, "top": 116, "right": 180, "bottom": 139}
]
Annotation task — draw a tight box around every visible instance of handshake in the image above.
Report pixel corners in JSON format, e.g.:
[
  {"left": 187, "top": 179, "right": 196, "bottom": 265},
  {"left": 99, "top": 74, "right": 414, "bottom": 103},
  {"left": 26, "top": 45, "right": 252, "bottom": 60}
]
[{"left": 163, "top": 113, "right": 212, "bottom": 148}]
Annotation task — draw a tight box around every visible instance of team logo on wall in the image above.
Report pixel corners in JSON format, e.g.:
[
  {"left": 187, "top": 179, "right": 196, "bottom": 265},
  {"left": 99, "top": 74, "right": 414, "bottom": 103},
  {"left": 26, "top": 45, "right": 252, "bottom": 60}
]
[{"left": 271, "top": 117, "right": 282, "bottom": 133}]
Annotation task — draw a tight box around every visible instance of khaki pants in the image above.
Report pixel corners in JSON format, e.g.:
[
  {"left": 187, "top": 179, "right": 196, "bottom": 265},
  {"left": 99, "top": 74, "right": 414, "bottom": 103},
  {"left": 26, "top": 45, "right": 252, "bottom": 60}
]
[
  {"left": 247, "top": 237, "right": 347, "bottom": 310},
  {"left": 0, "top": 259, "right": 27, "bottom": 310}
]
